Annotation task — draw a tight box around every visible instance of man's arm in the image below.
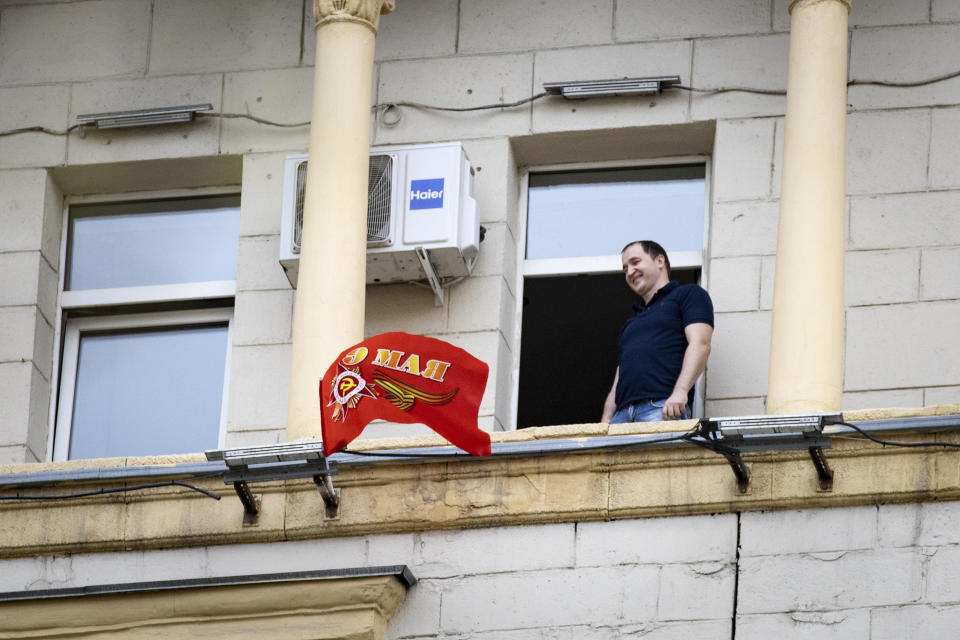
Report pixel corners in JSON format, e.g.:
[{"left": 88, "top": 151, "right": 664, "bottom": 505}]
[
  {"left": 601, "top": 367, "right": 620, "bottom": 423},
  {"left": 662, "top": 323, "right": 713, "bottom": 420}
]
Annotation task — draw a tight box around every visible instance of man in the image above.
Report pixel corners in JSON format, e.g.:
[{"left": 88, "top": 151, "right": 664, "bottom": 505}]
[{"left": 601, "top": 240, "right": 714, "bottom": 423}]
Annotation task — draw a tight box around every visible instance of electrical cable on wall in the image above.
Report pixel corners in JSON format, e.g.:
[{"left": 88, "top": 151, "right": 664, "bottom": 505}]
[
  {"left": 374, "top": 91, "right": 550, "bottom": 115},
  {"left": 3, "top": 70, "right": 960, "bottom": 139},
  {"left": 835, "top": 421, "right": 960, "bottom": 449},
  {"left": 0, "top": 479, "right": 223, "bottom": 502},
  {"left": 194, "top": 111, "right": 311, "bottom": 127},
  {"left": 339, "top": 415, "right": 960, "bottom": 461},
  {"left": 0, "top": 124, "right": 81, "bottom": 138},
  {"left": 343, "top": 423, "right": 703, "bottom": 458}
]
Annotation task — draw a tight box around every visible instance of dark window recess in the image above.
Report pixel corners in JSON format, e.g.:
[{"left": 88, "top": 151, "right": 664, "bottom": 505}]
[{"left": 517, "top": 268, "right": 700, "bottom": 429}]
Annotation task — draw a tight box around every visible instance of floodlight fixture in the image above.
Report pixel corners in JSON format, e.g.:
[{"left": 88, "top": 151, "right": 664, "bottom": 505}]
[
  {"left": 206, "top": 440, "right": 339, "bottom": 523},
  {"left": 207, "top": 441, "right": 328, "bottom": 466},
  {"left": 708, "top": 412, "right": 843, "bottom": 438},
  {"left": 76, "top": 104, "right": 213, "bottom": 130},
  {"left": 543, "top": 76, "right": 681, "bottom": 99}
]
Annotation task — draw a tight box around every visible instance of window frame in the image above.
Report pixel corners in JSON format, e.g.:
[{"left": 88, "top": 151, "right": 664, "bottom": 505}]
[
  {"left": 52, "top": 308, "right": 234, "bottom": 461},
  {"left": 48, "top": 187, "right": 240, "bottom": 461},
  {"left": 511, "top": 156, "right": 712, "bottom": 427}
]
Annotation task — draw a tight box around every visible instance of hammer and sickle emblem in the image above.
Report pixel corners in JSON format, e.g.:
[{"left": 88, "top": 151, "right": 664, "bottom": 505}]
[
  {"left": 338, "top": 377, "right": 357, "bottom": 394},
  {"left": 332, "top": 369, "right": 370, "bottom": 405},
  {"left": 327, "top": 365, "right": 377, "bottom": 422}
]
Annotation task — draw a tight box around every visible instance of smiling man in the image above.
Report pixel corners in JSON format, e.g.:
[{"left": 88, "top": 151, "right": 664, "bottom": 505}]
[{"left": 601, "top": 240, "right": 714, "bottom": 423}]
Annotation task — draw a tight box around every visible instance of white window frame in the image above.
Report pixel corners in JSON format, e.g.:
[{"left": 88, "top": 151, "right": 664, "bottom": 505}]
[
  {"left": 48, "top": 187, "right": 240, "bottom": 461},
  {"left": 52, "top": 308, "right": 234, "bottom": 461},
  {"left": 511, "top": 156, "right": 712, "bottom": 427}
]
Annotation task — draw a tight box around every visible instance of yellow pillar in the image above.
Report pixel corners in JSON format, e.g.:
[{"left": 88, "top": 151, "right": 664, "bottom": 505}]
[
  {"left": 767, "top": 0, "right": 850, "bottom": 414},
  {"left": 287, "top": 0, "right": 395, "bottom": 441}
]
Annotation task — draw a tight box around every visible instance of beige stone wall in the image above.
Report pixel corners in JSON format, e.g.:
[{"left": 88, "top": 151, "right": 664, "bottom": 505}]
[
  {"left": 0, "top": 170, "right": 62, "bottom": 463},
  {"left": 4, "top": 500, "right": 960, "bottom": 638},
  {"left": 3, "top": 4, "right": 960, "bottom": 637},
  {"left": 1, "top": 0, "right": 959, "bottom": 461}
]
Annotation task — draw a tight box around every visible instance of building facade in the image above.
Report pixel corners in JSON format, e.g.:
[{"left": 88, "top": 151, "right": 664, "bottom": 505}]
[{"left": 2, "top": 0, "right": 960, "bottom": 637}]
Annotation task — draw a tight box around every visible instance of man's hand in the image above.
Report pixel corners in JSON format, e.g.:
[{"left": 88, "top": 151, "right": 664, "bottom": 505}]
[
  {"left": 601, "top": 368, "right": 620, "bottom": 423},
  {"left": 662, "top": 389, "right": 688, "bottom": 420},
  {"left": 663, "top": 322, "right": 713, "bottom": 420}
]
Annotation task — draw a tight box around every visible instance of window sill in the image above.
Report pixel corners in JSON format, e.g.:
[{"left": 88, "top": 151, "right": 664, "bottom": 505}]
[{"left": 61, "top": 280, "right": 236, "bottom": 309}]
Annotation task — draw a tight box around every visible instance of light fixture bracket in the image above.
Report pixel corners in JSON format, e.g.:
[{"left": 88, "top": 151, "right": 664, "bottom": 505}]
[
  {"left": 698, "top": 413, "right": 842, "bottom": 494},
  {"left": 206, "top": 441, "right": 339, "bottom": 523}
]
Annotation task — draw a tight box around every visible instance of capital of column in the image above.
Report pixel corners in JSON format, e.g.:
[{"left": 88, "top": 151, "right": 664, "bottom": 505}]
[
  {"left": 314, "top": 0, "right": 395, "bottom": 34},
  {"left": 789, "top": 0, "right": 851, "bottom": 13}
]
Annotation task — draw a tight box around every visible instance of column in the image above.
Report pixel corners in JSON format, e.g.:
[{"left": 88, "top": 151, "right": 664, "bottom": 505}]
[
  {"left": 287, "top": 0, "right": 395, "bottom": 441},
  {"left": 767, "top": 0, "right": 850, "bottom": 414}
]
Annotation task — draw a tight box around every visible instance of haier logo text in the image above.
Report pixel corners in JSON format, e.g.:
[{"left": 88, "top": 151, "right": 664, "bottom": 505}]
[{"left": 410, "top": 178, "right": 444, "bottom": 210}]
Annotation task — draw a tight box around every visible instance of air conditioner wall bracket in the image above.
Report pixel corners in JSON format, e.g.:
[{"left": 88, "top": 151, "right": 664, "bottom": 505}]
[{"left": 415, "top": 246, "right": 445, "bottom": 307}]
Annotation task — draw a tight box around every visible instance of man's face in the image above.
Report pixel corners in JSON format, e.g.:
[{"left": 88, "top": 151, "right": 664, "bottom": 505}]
[{"left": 621, "top": 244, "right": 665, "bottom": 298}]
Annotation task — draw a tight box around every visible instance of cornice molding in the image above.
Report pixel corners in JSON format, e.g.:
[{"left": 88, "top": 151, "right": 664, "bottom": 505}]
[{"left": 0, "top": 575, "right": 406, "bottom": 640}]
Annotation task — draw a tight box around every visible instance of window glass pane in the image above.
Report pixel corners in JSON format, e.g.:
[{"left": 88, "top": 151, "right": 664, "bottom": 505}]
[
  {"left": 526, "top": 165, "right": 705, "bottom": 260},
  {"left": 67, "top": 195, "right": 241, "bottom": 290},
  {"left": 68, "top": 324, "right": 228, "bottom": 459}
]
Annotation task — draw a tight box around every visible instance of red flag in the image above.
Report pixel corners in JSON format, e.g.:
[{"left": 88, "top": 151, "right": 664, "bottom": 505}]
[{"left": 320, "top": 332, "right": 491, "bottom": 456}]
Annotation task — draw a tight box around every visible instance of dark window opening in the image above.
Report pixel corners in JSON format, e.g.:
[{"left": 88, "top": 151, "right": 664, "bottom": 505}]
[{"left": 516, "top": 268, "right": 700, "bottom": 429}]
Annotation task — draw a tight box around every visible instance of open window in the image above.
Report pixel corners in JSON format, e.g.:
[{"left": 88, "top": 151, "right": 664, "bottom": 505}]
[
  {"left": 516, "top": 162, "right": 708, "bottom": 429},
  {"left": 52, "top": 194, "right": 240, "bottom": 460}
]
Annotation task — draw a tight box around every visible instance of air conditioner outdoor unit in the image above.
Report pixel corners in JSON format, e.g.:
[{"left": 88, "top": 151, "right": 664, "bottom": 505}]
[{"left": 279, "top": 142, "right": 480, "bottom": 301}]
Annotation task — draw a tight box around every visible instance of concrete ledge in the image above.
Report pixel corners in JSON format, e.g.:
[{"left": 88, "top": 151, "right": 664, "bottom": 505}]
[
  {"left": 510, "top": 121, "right": 715, "bottom": 166},
  {"left": 49, "top": 155, "right": 242, "bottom": 195},
  {"left": 1, "top": 407, "right": 960, "bottom": 560},
  {"left": 843, "top": 404, "right": 960, "bottom": 422}
]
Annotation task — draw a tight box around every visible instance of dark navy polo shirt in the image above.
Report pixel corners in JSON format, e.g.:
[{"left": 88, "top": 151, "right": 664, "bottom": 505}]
[{"left": 615, "top": 281, "right": 714, "bottom": 412}]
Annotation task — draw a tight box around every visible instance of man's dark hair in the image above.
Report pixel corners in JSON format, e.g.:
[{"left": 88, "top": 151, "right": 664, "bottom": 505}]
[{"left": 621, "top": 240, "right": 671, "bottom": 274}]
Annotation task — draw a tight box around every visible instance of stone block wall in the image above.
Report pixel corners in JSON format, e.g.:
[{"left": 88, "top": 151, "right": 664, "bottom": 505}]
[
  {"left": 4, "top": 502, "right": 960, "bottom": 638},
  {"left": 1, "top": 0, "right": 959, "bottom": 459},
  {"left": 0, "top": 170, "right": 62, "bottom": 463},
  {"left": 737, "top": 502, "right": 960, "bottom": 639}
]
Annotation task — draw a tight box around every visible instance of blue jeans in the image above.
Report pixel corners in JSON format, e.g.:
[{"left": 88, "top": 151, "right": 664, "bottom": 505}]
[{"left": 610, "top": 399, "right": 691, "bottom": 424}]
